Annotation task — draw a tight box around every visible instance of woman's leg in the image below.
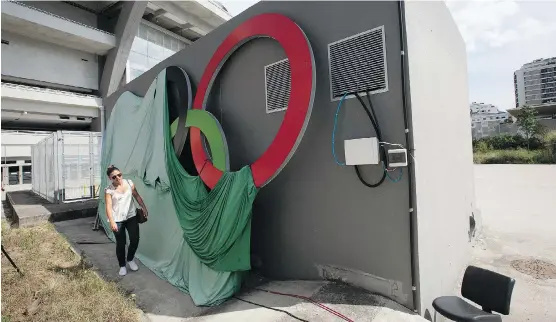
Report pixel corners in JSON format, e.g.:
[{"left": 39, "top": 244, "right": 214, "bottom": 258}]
[
  {"left": 125, "top": 216, "right": 140, "bottom": 263},
  {"left": 114, "top": 222, "right": 127, "bottom": 268}
]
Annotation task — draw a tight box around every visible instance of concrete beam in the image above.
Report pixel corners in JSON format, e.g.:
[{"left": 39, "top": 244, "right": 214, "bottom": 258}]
[
  {"left": 1, "top": 1, "right": 116, "bottom": 55},
  {"left": 151, "top": 9, "right": 166, "bottom": 18},
  {"left": 154, "top": 1, "right": 214, "bottom": 35},
  {"left": 99, "top": 1, "right": 147, "bottom": 97},
  {"left": 169, "top": 23, "right": 194, "bottom": 33}
]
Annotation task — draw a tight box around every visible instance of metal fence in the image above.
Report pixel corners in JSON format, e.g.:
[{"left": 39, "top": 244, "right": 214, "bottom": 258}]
[{"left": 31, "top": 131, "right": 102, "bottom": 203}]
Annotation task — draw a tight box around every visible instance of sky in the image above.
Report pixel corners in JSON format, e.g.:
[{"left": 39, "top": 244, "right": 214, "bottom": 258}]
[{"left": 219, "top": 0, "right": 556, "bottom": 111}]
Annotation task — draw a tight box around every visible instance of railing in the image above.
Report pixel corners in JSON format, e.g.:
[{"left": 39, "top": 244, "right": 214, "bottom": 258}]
[
  {"left": 31, "top": 131, "right": 102, "bottom": 203},
  {"left": 1, "top": 82, "right": 99, "bottom": 99},
  {"left": 2, "top": 129, "right": 53, "bottom": 135},
  {"left": 7, "top": 1, "right": 115, "bottom": 36}
]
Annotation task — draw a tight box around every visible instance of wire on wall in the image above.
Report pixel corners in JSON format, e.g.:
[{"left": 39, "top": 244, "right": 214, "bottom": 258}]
[
  {"left": 332, "top": 90, "right": 410, "bottom": 187},
  {"left": 332, "top": 92, "right": 349, "bottom": 166},
  {"left": 383, "top": 162, "right": 403, "bottom": 182},
  {"left": 353, "top": 91, "right": 387, "bottom": 188}
]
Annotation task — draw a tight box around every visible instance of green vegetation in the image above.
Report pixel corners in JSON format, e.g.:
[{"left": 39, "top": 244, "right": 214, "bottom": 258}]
[
  {"left": 1, "top": 222, "right": 140, "bottom": 322},
  {"left": 473, "top": 131, "right": 556, "bottom": 164},
  {"left": 473, "top": 134, "right": 543, "bottom": 151},
  {"left": 515, "top": 105, "right": 545, "bottom": 149},
  {"left": 545, "top": 131, "right": 556, "bottom": 160}
]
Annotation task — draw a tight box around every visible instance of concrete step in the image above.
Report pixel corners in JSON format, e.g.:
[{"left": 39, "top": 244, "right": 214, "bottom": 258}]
[
  {"left": 2, "top": 200, "right": 14, "bottom": 222},
  {"left": 6, "top": 190, "right": 97, "bottom": 228}
]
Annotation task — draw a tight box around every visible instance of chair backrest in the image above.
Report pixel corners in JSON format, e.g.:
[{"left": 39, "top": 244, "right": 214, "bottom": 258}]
[{"left": 461, "top": 265, "right": 516, "bottom": 315}]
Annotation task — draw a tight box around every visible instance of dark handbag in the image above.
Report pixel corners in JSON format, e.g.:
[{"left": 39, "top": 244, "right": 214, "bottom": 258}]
[
  {"left": 127, "top": 179, "right": 147, "bottom": 224},
  {"left": 136, "top": 208, "right": 147, "bottom": 224}
]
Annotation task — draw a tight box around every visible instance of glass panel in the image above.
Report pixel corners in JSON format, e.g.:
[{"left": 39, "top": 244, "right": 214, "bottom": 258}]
[
  {"left": 163, "top": 34, "right": 172, "bottom": 50},
  {"left": 164, "top": 48, "right": 175, "bottom": 59},
  {"left": 147, "top": 28, "right": 157, "bottom": 43},
  {"left": 130, "top": 68, "right": 145, "bottom": 81},
  {"left": 148, "top": 42, "right": 164, "bottom": 60},
  {"left": 148, "top": 57, "right": 160, "bottom": 68},
  {"left": 154, "top": 30, "right": 163, "bottom": 46},
  {"left": 171, "top": 38, "right": 179, "bottom": 51},
  {"left": 139, "top": 24, "right": 147, "bottom": 39},
  {"left": 128, "top": 51, "right": 149, "bottom": 71},
  {"left": 131, "top": 36, "right": 148, "bottom": 55}
]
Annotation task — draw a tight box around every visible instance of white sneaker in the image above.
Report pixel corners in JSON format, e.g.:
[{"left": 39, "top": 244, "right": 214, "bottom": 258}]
[
  {"left": 128, "top": 260, "right": 139, "bottom": 271},
  {"left": 119, "top": 266, "right": 127, "bottom": 276}
]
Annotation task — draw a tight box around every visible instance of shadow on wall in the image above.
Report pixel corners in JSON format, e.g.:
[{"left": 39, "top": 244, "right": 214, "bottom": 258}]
[{"left": 424, "top": 309, "right": 432, "bottom": 321}]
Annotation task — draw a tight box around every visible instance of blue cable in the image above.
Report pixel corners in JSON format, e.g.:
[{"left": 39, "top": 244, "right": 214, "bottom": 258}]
[
  {"left": 332, "top": 92, "right": 349, "bottom": 166},
  {"left": 383, "top": 162, "right": 403, "bottom": 183}
]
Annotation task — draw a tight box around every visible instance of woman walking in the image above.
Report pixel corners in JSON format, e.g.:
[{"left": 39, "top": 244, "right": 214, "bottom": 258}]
[{"left": 104, "top": 165, "right": 149, "bottom": 276}]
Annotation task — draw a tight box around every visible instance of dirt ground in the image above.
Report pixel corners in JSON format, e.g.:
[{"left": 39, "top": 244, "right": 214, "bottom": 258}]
[
  {"left": 1, "top": 221, "right": 140, "bottom": 322},
  {"left": 472, "top": 165, "right": 556, "bottom": 322}
]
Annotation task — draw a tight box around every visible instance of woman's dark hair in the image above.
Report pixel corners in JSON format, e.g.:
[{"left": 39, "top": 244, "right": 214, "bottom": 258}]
[{"left": 106, "top": 165, "right": 120, "bottom": 177}]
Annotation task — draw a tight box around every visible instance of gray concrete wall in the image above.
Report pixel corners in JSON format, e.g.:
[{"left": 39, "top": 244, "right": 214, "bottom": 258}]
[
  {"left": 541, "top": 119, "right": 556, "bottom": 132},
  {"left": 105, "top": 1, "right": 414, "bottom": 308},
  {"left": 472, "top": 119, "right": 556, "bottom": 139},
  {"left": 404, "top": 1, "right": 473, "bottom": 316},
  {"left": 1, "top": 31, "right": 99, "bottom": 90}
]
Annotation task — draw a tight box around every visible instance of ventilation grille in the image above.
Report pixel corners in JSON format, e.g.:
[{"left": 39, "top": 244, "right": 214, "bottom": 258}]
[
  {"left": 328, "top": 26, "right": 388, "bottom": 100},
  {"left": 265, "top": 58, "right": 291, "bottom": 113}
]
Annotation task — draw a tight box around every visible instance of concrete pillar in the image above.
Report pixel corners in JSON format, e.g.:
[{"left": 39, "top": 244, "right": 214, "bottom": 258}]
[
  {"left": 2, "top": 167, "right": 7, "bottom": 186},
  {"left": 99, "top": 1, "right": 147, "bottom": 98},
  {"left": 18, "top": 165, "right": 23, "bottom": 185},
  {"left": 90, "top": 107, "right": 105, "bottom": 133}
]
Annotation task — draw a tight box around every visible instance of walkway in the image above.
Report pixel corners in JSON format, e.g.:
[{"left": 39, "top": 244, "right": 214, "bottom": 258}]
[
  {"left": 473, "top": 165, "right": 556, "bottom": 322},
  {"left": 55, "top": 218, "right": 426, "bottom": 322}
]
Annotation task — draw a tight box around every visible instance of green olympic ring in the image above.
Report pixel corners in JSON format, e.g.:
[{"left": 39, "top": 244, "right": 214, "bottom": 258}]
[{"left": 169, "top": 108, "right": 229, "bottom": 172}]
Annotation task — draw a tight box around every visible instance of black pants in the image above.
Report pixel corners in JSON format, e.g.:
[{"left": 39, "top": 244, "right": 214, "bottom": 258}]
[{"left": 114, "top": 216, "right": 140, "bottom": 267}]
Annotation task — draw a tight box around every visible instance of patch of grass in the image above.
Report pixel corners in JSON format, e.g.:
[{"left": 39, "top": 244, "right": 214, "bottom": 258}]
[
  {"left": 473, "top": 149, "right": 551, "bottom": 164},
  {"left": 544, "top": 131, "right": 556, "bottom": 160},
  {"left": 1, "top": 221, "right": 139, "bottom": 322}
]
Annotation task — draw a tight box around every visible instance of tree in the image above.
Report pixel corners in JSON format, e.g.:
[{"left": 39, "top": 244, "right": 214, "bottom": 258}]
[{"left": 516, "top": 105, "right": 544, "bottom": 149}]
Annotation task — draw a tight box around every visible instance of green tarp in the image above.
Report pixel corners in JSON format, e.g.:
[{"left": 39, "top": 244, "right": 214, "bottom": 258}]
[{"left": 98, "top": 69, "right": 257, "bottom": 306}]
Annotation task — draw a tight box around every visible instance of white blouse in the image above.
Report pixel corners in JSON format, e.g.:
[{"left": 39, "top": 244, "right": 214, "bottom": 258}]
[{"left": 105, "top": 179, "right": 137, "bottom": 223}]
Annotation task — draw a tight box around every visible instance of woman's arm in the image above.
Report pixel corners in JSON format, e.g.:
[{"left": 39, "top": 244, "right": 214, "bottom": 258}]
[
  {"left": 132, "top": 185, "right": 148, "bottom": 217},
  {"left": 105, "top": 193, "right": 118, "bottom": 232}
]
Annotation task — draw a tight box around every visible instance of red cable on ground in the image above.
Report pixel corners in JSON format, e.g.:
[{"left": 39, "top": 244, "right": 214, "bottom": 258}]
[{"left": 255, "top": 288, "right": 355, "bottom": 322}]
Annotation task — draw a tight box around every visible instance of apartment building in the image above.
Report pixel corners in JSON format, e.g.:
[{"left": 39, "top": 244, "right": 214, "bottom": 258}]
[
  {"left": 470, "top": 102, "right": 512, "bottom": 139},
  {"left": 514, "top": 57, "right": 556, "bottom": 108}
]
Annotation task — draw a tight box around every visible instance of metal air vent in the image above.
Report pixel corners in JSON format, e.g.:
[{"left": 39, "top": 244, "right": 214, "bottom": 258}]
[
  {"left": 328, "top": 26, "right": 388, "bottom": 101},
  {"left": 265, "top": 58, "right": 291, "bottom": 114}
]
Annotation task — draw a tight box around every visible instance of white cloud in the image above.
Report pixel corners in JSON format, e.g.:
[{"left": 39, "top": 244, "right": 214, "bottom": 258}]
[
  {"left": 447, "top": 0, "right": 556, "bottom": 110},
  {"left": 447, "top": 1, "right": 556, "bottom": 53},
  {"left": 219, "top": 0, "right": 556, "bottom": 111},
  {"left": 447, "top": 0, "right": 520, "bottom": 52}
]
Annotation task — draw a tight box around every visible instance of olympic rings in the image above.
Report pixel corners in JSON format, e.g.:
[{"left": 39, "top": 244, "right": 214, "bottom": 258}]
[
  {"left": 170, "top": 109, "right": 229, "bottom": 171},
  {"left": 166, "top": 13, "right": 315, "bottom": 189},
  {"left": 190, "top": 13, "right": 316, "bottom": 189}
]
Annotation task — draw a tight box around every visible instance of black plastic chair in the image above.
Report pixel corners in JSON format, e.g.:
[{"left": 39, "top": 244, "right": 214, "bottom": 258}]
[{"left": 432, "top": 266, "right": 515, "bottom": 322}]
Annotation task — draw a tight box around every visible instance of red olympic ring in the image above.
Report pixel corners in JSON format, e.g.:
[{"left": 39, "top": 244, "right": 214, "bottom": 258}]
[{"left": 191, "top": 13, "right": 316, "bottom": 189}]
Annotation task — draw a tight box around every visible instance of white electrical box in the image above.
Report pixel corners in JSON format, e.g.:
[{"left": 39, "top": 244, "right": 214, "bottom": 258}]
[
  {"left": 387, "top": 149, "right": 408, "bottom": 167},
  {"left": 344, "top": 137, "right": 379, "bottom": 165}
]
